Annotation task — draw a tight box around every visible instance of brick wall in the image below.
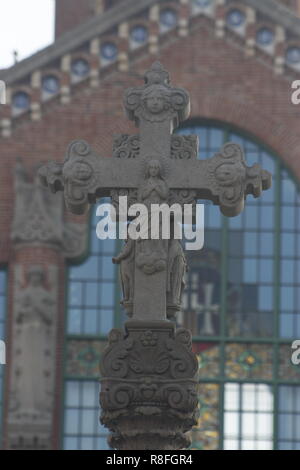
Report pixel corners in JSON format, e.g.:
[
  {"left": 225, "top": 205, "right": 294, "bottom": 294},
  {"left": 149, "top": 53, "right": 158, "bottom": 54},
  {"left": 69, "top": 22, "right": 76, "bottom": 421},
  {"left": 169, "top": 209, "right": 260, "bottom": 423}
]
[
  {"left": 1, "top": 15, "right": 300, "bottom": 448},
  {"left": 55, "top": 0, "right": 126, "bottom": 38},
  {"left": 277, "top": 0, "right": 299, "bottom": 13},
  {"left": 55, "top": 0, "right": 97, "bottom": 38}
]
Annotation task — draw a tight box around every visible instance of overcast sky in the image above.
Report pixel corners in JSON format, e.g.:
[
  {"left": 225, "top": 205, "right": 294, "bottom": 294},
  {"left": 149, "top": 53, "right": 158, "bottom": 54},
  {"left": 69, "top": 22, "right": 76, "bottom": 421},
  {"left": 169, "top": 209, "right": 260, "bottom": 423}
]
[{"left": 0, "top": 0, "right": 55, "bottom": 69}]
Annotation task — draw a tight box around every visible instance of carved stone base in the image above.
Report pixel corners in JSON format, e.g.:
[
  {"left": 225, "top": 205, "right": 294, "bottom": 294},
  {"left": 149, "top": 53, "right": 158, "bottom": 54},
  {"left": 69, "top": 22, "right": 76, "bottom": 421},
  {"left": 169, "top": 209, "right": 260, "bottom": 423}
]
[{"left": 100, "top": 321, "right": 199, "bottom": 450}]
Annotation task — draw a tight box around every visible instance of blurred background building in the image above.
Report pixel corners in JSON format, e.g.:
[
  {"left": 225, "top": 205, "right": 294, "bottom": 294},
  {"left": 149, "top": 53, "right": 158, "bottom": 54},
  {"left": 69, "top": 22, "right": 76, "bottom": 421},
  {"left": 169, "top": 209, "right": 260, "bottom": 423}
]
[{"left": 0, "top": 0, "right": 300, "bottom": 450}]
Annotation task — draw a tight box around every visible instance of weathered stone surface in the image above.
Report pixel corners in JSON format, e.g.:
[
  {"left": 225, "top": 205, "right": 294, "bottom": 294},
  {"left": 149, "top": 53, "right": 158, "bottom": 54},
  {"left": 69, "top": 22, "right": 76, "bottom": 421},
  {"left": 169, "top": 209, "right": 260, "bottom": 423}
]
[
  {"left": 38, "top": 119, "right": 271, "bottom": 219},
  {"left": 39, "top": 61, "right": 271, "bottom": 319},
  {"left": 100, "top": 322, "right": 199, "bottom": 450},
  {"left": 7, "top": 264, "right": 58, "bottom": 449},
  {"left": 39, "top": 61, "right": 271, "bottom": 450}
]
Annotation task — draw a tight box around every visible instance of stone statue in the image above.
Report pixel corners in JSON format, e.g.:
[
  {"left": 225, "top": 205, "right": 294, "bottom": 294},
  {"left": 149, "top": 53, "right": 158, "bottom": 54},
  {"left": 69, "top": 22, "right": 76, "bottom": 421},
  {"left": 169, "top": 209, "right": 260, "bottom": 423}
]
[
  {"left": 139, "top": 159, "right": 168, "bottom": 208},
  {"left": 9, "top": 265, "right": 56, "bottom": 422},
  {"left": 135, "top": 159, "right": 169, "bottom": 275},
  {"left": 167, "top": 238, "right": 188, "bottom": 319},
  {"left": 112, "top": 238, "right": 135, "bottom": 316}
]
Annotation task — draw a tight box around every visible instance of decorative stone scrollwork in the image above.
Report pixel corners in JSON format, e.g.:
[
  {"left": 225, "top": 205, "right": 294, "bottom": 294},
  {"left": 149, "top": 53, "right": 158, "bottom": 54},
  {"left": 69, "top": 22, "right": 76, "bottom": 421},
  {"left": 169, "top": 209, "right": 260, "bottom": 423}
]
[
  {"left": 112, "top": 134, "right": 198, "bottom": 160},
  {"left": 206, "top": 143, "right": 272, "bottom": 216},
  {"left": 101, "top": 324, "right": 197, "bottom": 380},
  {"left": 168, "top": 189, "right": 197, "bottom": 207},
  {"left": 62, "top": 141, "right": 99, "bottom": 213},
  {"left": 170, "top": 135, "right": 198, "bottom": 159},
  {"left": 100, "top": 321, "right": 199, "bottom": 450},
  {"left": 39, "top": 140, "right": 103, "bottom": 215},
  {"left": 113, "top": 134, "right": 140, "bottom": 159}
]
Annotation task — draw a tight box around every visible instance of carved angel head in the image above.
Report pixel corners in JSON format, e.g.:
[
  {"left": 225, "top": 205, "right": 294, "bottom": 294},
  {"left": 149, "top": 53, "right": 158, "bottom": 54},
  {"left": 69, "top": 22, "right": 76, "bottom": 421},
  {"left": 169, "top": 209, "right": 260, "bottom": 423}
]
[
  {"left": 142, "top": 85, "right": 171, "bottom": 115},
  {"left": 64, "top": 161, "right": 92, "bottom": 185}
]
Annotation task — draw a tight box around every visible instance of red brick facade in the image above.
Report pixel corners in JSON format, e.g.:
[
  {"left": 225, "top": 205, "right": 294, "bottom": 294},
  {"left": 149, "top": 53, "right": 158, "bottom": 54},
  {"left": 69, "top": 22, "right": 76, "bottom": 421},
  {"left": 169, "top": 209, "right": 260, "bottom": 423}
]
[
  {"left": 1, "top": 0, "right": 300, "bottom": 449},
  {"left": 55, "top": 0, "right": 97, "bottom": 38}
]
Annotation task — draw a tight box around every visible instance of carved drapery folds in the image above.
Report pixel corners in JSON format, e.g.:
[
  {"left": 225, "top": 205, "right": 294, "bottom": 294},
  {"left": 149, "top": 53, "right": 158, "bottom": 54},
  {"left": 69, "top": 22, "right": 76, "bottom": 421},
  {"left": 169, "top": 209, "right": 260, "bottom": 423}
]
[
  {"left": 100, "top": 321, "right": 199, "bottom": 450},
  {"left": 114, "top": 237, "right": 187, "bottom": 319}
]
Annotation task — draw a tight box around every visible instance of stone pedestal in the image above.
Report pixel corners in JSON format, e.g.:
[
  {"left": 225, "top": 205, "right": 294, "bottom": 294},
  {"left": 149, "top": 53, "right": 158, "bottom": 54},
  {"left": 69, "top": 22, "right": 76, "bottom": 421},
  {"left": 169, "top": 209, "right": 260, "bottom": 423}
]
[{"left": 100, "top": 321, "right": 199, "bottom": 450}]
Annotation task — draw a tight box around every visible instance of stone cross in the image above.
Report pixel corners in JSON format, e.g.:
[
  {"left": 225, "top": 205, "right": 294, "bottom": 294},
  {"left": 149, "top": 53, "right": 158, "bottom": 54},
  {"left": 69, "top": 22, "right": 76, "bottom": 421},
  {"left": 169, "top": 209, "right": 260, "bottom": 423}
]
[
  {"left": 38, "top": 61, "right": 272, "bottom": 450},
  {"left": 39, "top": 61, "right": 271, "bottom": 324}
]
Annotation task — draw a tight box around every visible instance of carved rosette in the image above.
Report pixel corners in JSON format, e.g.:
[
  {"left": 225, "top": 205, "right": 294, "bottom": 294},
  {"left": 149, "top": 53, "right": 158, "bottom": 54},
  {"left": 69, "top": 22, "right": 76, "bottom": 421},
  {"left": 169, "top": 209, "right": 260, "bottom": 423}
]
[
  {"left": 206, "top": 143, "right": 272, "bottom": 216},
  {"left": 100, "top": 321, "right": 199, "bottom": 450}
]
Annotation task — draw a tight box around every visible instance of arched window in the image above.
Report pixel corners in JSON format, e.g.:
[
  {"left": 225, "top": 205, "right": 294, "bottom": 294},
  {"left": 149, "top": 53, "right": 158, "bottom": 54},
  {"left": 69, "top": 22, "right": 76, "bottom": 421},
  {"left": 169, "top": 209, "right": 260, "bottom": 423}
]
[
  {"left": 177, "top": 122, "right": 300, "bottom": 450},
  {"left": 0, "top": 268, "right": 7, "bottom": 444},
  {"left": 63, "top": 209, "right": 120, "bottom": 450},
  {"left": 63, "top": 123, "right": 300, "bottom": 450}
]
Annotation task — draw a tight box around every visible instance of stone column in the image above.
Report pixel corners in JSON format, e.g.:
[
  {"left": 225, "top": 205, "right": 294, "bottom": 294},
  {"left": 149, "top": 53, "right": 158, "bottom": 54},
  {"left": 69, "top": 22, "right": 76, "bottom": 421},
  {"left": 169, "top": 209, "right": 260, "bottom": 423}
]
[{"left": 2, "top": 160, "right": 87, "bottom": 450}]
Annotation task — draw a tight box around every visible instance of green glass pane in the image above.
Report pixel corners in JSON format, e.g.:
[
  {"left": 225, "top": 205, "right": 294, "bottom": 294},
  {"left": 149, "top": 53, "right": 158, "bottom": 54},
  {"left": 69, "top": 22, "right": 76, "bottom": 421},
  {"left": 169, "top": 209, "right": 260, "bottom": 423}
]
[
  {"left": 190, "top": 383, "right": 220, "bottom": 450},
  {"left": 225, "top": 343, "right": 273, "bottom": 380}
]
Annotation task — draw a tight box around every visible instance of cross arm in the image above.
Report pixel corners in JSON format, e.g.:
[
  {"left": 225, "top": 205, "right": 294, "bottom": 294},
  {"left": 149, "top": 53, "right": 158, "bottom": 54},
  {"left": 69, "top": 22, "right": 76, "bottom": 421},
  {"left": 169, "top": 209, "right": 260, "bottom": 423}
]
[
  {"left": 38, "top": 140, "right": 139, "bottom": 215},
  {"left": 168, "top": 143, "right": 272, "bottom": 217}
]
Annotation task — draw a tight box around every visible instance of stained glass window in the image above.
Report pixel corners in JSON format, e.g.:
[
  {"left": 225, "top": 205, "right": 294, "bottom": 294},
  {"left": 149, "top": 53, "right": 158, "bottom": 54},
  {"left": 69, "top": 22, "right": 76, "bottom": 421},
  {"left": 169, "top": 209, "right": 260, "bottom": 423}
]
[
  {"left": 278, "top": 385, "right": 300, "bottom": 449},
  {"left": 177, "top": 123, "right": 300, "bottom": 450},
  {"left": 224, "top": 383, "right": 273, "bottom": 450},
  {"left": 0, "top": 269, "right": 7, "bottom": 445},
  {"left": 67, "top": 209, "right": 118, "bottom": 337},
  {"left": 63, "top": 205, "right": 119, "bottom": 450},
  {"left": 63, "top": 123, "right": 300, "bottom": 450},
  {"left": 63, "top": 380, "right": 109, "bottom": 450}
]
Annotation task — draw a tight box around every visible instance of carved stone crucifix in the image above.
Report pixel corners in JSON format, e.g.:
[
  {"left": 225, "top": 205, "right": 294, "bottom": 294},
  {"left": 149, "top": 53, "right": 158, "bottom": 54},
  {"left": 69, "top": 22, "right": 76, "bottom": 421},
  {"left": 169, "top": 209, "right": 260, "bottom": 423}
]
[
  {"left": 39, "top": 62, "right": 271, "bottom": 450},
  {"left": 39, "top": 61, "right": 271, "bottom": 323}
]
